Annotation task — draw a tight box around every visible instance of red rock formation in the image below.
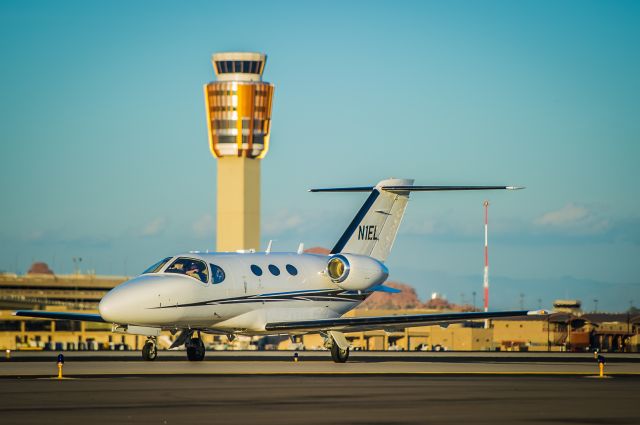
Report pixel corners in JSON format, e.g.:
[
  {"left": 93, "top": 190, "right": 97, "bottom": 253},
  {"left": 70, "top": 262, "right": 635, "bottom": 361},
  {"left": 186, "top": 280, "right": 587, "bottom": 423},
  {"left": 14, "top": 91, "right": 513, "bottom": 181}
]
[
  {"left": 304, "top": 247, "right": 330, "bottom": 255},
  {"left": 359, "top": 282, "right": 423, "bottom": 310},
  {"left": 27, "top": 262, "right": 54, "bottom": 275}
]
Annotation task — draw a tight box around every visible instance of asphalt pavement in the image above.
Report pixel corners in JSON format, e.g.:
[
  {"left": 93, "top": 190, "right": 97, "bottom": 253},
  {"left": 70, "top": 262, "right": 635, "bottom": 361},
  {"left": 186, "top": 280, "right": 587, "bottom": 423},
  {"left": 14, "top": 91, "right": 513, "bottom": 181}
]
[{"left": 1, "top": 375, "right": 638, "bottom": 425}]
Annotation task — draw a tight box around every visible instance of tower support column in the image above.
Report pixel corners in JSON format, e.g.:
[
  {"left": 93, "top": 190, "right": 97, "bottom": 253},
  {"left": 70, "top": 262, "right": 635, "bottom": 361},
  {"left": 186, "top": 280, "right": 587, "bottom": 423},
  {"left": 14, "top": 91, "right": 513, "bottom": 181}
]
[{"left": 216, "top": 157, "right": 261, "bottom": 252}]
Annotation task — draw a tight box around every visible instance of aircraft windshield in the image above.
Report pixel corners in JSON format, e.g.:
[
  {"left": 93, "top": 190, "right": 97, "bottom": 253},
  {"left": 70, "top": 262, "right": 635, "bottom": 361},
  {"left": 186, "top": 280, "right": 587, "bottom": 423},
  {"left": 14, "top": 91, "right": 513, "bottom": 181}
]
[
  {"left": 165, "top": 258, "right": 209, "bottom": 283},
  {"left": 142, "top": 257, "right": 172, "bottom": 274}
]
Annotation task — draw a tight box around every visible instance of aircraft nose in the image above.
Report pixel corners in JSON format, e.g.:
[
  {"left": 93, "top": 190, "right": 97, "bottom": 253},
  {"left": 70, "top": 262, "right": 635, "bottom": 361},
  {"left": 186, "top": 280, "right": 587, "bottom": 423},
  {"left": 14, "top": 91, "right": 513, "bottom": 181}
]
[
  {"left": 98, "top": 275, "right": 182, "bottom": 325},
  {"left": 99, "top": 287, "right": 129, "bottom": 323},
  {"left": 99, "top": 277, "right": 151, "bottom": 323}
]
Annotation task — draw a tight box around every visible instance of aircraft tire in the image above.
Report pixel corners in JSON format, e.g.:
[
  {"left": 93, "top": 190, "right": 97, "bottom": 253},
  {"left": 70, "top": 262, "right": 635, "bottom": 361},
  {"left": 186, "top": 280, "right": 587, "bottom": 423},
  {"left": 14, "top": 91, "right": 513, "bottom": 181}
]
[
  {"left": 142, "top": 341, "right": 157, "bottom": 361},
  {"left": 330, "top": 343, "right": 349, "bottom": 363},
  {"left": 186, "top": 338, "right": 206, "bottom": 361}
]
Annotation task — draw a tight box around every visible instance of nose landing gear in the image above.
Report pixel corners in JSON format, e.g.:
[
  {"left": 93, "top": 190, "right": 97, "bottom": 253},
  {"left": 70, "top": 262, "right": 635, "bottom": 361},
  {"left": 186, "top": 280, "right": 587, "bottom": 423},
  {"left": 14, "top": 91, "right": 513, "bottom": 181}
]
[
  {"left": 142, "top": 337, "right": 158, "bottom": 361},
  {"left": 186, "top": 332, "right": 206, "bottom": 361}
]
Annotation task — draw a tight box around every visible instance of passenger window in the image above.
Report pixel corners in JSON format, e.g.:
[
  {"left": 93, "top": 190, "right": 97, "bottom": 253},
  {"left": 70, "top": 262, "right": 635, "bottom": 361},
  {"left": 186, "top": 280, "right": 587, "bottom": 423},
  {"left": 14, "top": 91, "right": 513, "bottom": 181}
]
[
  {"left": 285, "top": 264, "right": 298, "bottom": 276},
  {"left": 166, "top": 258, "right": 209, "bottom": 283},
  {"left": 210, "top": 264, "right": 225, "bottom": 284},
  {"left": 251, "top": 264, "right": 263, "bottom": 276},
  {"left": 268, "top": 265, "right": 280, "bottom": 276},
  {"left": 142, "top": 257, "right": 172, "bottom": 274}
]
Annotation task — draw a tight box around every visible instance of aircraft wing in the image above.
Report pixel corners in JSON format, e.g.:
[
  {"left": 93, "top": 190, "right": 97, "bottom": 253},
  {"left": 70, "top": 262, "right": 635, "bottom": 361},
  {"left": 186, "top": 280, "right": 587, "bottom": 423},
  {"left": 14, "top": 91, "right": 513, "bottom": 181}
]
[
  {"left": 14, "top": 310, "right": 106, "bottom": 323},
  {"left": 265, "top": 310, "right": 547, "bottom": 333}
]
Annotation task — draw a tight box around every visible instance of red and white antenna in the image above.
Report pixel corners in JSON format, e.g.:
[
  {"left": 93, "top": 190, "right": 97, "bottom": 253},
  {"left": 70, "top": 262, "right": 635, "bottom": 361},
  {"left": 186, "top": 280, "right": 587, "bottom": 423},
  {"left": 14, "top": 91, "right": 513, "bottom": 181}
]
[{"left": 483, "top": 200, "right": 490, "bottom": 327}]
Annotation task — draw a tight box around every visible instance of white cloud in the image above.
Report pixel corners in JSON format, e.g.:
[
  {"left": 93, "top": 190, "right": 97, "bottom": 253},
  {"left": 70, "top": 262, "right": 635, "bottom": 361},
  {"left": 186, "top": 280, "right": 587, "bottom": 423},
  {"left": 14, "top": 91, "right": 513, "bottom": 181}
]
[
  {"left": 534, "top": 203, "right": 609, "bottom": 235},
  {"left": 192, "top": 214, "right": 214, "bottom": 238},
  {"left": 401, "top": 218, "right": 440, "bottom": 236},
  {"left": 25, "top": 230, "right": 45, "bottom": 241},
  {"left": 534, "top": 203, "right": 589, "bottom": 226},
  {"left": 140, "top": 217, "right": 166, "bottom": 237}
]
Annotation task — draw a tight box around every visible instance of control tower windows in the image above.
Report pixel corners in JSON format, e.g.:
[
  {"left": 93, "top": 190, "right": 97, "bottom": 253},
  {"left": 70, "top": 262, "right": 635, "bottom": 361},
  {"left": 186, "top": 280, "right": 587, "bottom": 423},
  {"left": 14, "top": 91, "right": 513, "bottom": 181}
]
[
  {"left": 166, "top": 258, "right": 209, "bottom": 283},
  {"left": 213, "top": 119, "right": 238, "bottom": 130},
  {"left": 218, "top": 136, "right": 236, "bottom": 144},
  {"left": 142, "top": 257, "right": 172, "bottom": 274},
  {"left": 215, "top": 60, "right": 263, "bottom": 75}
]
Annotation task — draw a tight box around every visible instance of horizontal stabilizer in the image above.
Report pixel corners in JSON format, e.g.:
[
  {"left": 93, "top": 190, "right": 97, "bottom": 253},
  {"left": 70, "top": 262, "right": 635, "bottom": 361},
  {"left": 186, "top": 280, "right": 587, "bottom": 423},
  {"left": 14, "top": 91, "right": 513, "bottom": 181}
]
[
  {"left": 310, "top": 185, "right": 524, "bottom": 193},
  {"left": 367, "top": 285, "right": 402, "bottom": 294}
]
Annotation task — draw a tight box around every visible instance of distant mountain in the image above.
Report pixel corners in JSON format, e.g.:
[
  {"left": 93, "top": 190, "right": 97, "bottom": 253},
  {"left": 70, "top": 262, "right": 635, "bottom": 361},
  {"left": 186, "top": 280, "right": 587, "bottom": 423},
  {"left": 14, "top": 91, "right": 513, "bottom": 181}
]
[
  {"left": 360, "top": 282, "right": 423, "bottom": 310},
  {"left": 390, "top": 267, "right": 640, "bottom": 313},
  {"left": 360, "top": 281, "right": 475, "bottom": 311},
  {"left": 304, "top": 247, "right": 331, "bottom": 255}
]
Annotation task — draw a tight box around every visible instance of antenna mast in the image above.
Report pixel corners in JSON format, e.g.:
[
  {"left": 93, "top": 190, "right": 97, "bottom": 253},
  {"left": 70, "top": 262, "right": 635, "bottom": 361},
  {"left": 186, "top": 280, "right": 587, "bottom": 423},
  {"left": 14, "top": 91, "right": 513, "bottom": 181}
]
[{"left": 483, "top": 200, "right": 490, "bottom": 328}]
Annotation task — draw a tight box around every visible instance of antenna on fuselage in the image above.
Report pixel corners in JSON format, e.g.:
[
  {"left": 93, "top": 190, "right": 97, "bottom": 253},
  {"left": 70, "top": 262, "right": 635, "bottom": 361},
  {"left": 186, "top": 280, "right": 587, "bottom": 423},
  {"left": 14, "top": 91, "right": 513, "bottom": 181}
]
[
  {"left": 297, "top": 243, "right": 304, "bottom": 254},
  {"left": 266, "top": 240, "right": 273, "bottom": 254}
]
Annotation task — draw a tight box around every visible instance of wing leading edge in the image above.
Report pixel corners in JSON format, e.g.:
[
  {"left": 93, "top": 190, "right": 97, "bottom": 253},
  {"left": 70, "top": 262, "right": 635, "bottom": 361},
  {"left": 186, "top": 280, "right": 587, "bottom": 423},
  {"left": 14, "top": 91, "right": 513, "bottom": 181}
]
[
  {"left": 265, "top": 310, "right": 547, "bottom": 333},
  {"left": 14, "top": 310, "right": 106, "bottom": 323}
]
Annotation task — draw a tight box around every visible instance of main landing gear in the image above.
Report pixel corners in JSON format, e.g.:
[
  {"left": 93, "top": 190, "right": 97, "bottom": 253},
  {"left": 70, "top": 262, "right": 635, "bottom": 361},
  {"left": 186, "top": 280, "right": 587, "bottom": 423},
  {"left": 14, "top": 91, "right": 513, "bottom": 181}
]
[
  {"left": 330, "top": 342, "right": 350, "bottom": 363},
  {"left": 324, "top": 332, "right": 350, "bottom": 363},
  {"left": 141, "top": 331, "right": 206, "bottom": 361},
  {"left": 142, "top": 337, "right": 158, "bottom": 361},
  {"left": 186, "top": 332, "right": 206, "bottom": 361}
]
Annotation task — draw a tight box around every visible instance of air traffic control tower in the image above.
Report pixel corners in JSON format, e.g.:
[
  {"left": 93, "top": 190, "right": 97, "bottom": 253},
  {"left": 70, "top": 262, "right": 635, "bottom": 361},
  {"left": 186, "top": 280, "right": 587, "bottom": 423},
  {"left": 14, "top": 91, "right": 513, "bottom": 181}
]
[{"left": 204, "top": 52, "right": 274, "bottom": 252}]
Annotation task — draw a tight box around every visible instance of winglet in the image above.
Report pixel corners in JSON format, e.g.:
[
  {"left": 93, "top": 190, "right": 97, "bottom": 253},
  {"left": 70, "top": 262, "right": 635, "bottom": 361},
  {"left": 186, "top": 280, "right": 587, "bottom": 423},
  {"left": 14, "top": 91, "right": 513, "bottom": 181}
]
[{"left": 527, "top": 309, "right": 550, "bottom": 316}]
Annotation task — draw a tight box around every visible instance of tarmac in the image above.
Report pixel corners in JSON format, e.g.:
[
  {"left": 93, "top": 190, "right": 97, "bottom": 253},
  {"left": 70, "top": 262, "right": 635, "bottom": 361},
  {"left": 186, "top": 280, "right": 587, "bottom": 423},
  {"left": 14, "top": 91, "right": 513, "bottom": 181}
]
[
  {"left": 1, "top": 352, "right": 639, "bottom": 424},
  {"left": 2, "top": 350, "right": 640, "bottom": 377}
]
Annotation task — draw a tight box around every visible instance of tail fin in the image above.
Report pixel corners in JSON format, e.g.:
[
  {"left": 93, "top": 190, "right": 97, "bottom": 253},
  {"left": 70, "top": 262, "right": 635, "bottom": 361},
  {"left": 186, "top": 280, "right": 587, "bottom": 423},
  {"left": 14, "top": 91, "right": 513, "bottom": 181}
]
[
  {"left": 310, "top": 179, "right": 523, "bottom": 262},
  {"left": 323, "top": 178, "right": 413, "bottom": 262}
]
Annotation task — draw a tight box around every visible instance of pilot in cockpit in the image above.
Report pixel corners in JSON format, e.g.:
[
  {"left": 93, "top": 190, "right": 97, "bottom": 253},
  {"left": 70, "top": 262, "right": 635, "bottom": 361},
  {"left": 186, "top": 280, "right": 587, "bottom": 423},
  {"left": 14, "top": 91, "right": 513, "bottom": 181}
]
[
  {"left": 166, "top": 262, "right": 185, "bottom": 274},
  {"left": 186, "top": 262, "right": 206, "bottom": 281}
]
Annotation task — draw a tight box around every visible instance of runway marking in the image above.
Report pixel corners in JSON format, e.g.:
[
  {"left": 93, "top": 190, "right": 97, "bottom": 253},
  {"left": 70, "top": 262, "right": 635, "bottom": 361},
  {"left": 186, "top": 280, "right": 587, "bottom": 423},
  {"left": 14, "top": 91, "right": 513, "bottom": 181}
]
[{"left": 4, "top": 371, "right": 640, "bottom": 378}]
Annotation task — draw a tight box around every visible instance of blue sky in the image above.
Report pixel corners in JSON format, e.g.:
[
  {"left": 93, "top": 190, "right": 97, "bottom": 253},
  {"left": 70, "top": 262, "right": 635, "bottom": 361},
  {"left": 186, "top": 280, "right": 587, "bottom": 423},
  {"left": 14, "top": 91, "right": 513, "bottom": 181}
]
[{"left": 1, "top": 1, "right": 639, "bottom": 311}]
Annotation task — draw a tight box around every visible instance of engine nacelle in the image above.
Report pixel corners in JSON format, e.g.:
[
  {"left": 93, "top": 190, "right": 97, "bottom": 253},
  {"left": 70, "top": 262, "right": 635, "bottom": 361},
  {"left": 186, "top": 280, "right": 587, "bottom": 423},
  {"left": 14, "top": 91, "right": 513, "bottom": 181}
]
[{"left": 326, "top": 254, "right": 389, "bottom": 291}]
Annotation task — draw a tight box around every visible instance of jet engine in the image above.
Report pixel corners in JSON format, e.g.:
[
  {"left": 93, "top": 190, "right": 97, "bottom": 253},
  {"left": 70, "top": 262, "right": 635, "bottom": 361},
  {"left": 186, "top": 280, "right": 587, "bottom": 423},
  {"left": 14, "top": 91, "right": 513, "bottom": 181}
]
[{"left": 326, "top": 254, "right": 389, "bottom": 291}]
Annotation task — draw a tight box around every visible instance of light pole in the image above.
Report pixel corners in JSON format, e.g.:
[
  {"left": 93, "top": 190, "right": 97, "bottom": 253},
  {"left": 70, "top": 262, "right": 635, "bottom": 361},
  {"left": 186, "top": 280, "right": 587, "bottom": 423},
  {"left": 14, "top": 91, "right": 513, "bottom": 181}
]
[
  {"left": 547, "top": 315, "right": 551, "bottom": 352},
  {"left": 72, "top": 257, "right": 82, "bottom": 275},
  {"left": 593, "top": 299, "right": 599, "bottom": 313},
  {"left": 72, "top": 257, "right": 82, "bottom": 309}
]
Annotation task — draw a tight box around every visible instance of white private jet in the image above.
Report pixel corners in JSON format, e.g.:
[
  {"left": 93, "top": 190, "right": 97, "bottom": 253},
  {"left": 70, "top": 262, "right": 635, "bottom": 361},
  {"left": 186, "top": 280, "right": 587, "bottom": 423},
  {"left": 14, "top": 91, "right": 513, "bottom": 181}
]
[{"left": 15, "top": 179, "right": 543, "bottom": 362}]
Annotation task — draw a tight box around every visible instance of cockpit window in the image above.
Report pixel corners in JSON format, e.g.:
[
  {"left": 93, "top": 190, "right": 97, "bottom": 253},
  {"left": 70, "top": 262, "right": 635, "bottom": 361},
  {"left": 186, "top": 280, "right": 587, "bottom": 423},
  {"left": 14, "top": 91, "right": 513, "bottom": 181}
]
[
  {"left": 210, "top": 264, "right": 225, "bottom": 284},
  {"left": 142, "top": 257, "right": 172, "bottom": 274},
  {"left": 165, "top": 258, "right": 209, "bottom": 283}
]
